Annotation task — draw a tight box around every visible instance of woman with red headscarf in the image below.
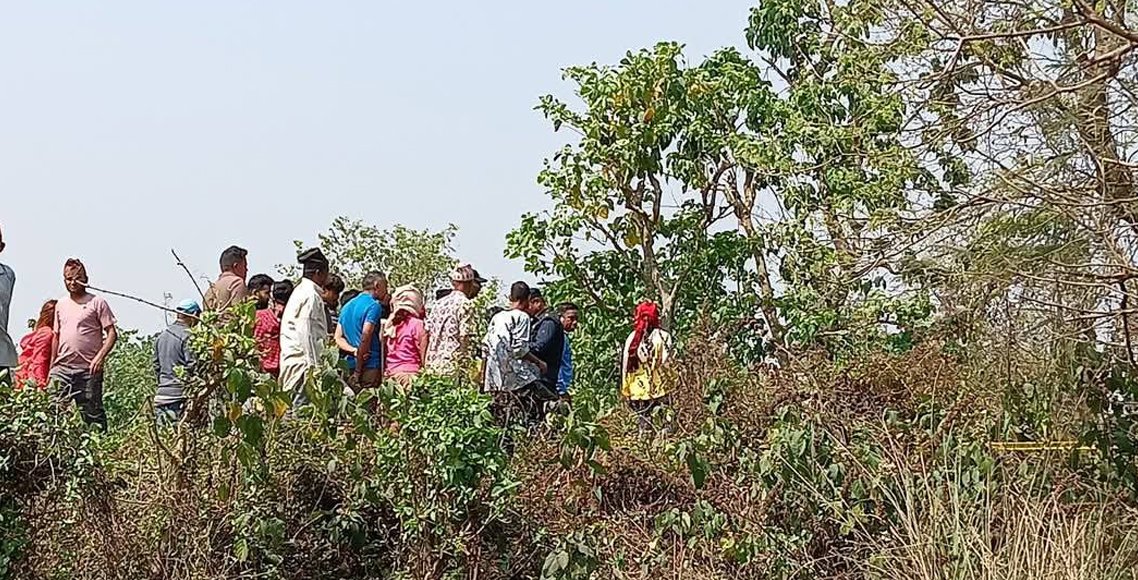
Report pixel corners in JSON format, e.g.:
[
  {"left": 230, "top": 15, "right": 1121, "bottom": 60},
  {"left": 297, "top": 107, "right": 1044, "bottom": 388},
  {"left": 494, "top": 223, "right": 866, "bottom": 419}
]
[
  {"left": 14, "top": 300, "right": 57, "bottom": 389},
  {"left": 620, "top": 301, "right": 673, "bottom": 428}
]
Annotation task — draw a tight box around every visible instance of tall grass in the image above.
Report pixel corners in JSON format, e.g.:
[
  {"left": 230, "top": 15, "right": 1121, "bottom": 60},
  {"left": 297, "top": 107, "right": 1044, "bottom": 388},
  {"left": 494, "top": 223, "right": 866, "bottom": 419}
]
[{"left": 864, "top": 453, "right": 1138, "bottom": 580}]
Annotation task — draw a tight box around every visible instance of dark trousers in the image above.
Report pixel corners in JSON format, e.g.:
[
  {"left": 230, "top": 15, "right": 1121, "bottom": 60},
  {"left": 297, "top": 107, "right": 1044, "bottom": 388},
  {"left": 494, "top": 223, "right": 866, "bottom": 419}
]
[
  {"left": 491, "top": 382, "right": 558, "bottom": 428},
  {"left": 52, "top": 369, "right": 107, "bottom": 429}
]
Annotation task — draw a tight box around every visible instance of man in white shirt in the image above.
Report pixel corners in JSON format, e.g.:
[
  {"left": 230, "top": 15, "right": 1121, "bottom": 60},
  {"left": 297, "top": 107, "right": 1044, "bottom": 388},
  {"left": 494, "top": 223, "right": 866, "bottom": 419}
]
[
  {"left": 279, "top": 248, "right": 331, "bottom": 406},
  {"left": 0, "top": 226, "right": 16, "bottom": 380}
]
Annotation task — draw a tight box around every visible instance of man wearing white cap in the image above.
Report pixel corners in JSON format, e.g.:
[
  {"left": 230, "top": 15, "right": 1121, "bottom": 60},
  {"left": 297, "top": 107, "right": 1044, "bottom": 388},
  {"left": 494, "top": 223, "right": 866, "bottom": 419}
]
[
  {"left": 153, "top": 299, "right": 200, "bottom": 424},
  {"left": 425, "top": 263, "right": 484, "bottom": 377}
]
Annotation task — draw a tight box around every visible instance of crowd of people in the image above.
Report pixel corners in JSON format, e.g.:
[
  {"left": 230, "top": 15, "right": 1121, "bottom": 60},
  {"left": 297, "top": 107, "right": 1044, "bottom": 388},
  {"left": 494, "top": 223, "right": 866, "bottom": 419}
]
[{"left": 0, "top": 225, "right": 675, "bottom": 430}]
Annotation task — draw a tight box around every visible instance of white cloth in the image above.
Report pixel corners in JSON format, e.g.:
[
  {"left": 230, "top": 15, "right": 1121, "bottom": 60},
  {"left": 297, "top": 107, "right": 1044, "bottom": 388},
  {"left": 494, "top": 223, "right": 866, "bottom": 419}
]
[
  {"left": 482, "top": 309, "right": 539, "bottom": 392},
  {"left": 278, "top": 278, "right": 328, "bottom": 394},
  {"left": 0, "top": 264, "right": 15, "bottom": 367},
  {"left": 620, "top": 328, "right": 672, "bottom": 382}
]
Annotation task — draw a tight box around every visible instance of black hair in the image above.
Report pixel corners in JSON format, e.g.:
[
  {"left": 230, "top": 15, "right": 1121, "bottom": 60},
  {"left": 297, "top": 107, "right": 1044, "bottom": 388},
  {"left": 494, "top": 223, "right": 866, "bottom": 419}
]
[
  {"left": 509, "top": 281, "right": 531, "bottom": 303},
  {"left": 271, "top": 280, "right": 294, "bottom": 304},
  {"left": 556, "top": 302, "right": 580, "bottom": 315},
  {"left": 220, "top": 245, "right": 248, "bottom": 271},
  {"left": 340, "top": 289, "right": 361, "bottom": 308},
  {"left": 486, "top": 306, "right": 504, "bottom": 323},
  {"left": 248, "top": 274, "right": 274, "bottom": 293},
  {"left": 435, "top": 288, "right": 452, "bottom": 300},
  {"left": 324, "top": 273, "right": 346, "bottom": 295}
]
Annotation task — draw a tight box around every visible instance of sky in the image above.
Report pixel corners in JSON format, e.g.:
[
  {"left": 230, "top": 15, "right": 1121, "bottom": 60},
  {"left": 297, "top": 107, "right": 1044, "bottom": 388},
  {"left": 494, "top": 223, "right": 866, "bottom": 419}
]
[{"left": 1, "top": 0, "right": 754, "bottom": 332}]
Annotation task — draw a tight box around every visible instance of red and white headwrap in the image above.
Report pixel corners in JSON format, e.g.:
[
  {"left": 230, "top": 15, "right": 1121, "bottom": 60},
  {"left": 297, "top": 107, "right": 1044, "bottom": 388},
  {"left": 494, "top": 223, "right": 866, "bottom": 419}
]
[{"left": 627, "top": 301, "right": 660, "bottom": 372}]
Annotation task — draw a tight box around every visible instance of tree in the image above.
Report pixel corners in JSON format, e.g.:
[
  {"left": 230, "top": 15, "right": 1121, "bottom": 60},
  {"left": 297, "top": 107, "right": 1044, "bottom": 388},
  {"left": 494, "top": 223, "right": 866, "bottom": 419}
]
[{"left": 286, "top": 217, "right": 458, "bottom": 294}]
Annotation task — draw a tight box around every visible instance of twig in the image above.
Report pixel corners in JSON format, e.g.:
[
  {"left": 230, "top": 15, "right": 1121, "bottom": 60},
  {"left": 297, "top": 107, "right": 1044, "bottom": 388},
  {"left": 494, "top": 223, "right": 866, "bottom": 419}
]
[
  {"left": 172, "top": 249, "right": 206, "bottom": 301},
  {"left": 87, "top": 284, "right": 199, "bottom": 320}
]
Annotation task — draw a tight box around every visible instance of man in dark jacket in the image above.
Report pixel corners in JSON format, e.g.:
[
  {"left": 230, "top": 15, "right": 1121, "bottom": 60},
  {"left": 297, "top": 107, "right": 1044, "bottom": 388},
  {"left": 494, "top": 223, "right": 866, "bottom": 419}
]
[{"left": 526, "top": 289, "right": 564, "bottom": 403}]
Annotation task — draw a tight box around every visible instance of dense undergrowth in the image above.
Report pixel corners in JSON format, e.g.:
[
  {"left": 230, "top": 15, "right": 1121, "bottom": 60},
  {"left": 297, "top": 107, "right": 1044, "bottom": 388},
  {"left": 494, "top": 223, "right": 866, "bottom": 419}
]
[{"left": 2, "top": 308, "right": 1137, "bottom": 580}]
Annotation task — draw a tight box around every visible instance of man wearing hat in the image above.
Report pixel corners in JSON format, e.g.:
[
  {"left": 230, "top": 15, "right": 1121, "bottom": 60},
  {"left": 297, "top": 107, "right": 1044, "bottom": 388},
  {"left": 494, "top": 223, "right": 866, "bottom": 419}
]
[
  {"left": 50, "top": 258, "right": 118, "bottom": 429},
  {"left": 424, "top": 263, "right": 485, "bottom": 377},
  {"left": 153, "top": 299, "right": 200, "bottom": 425},
  {"left": 279, "top": 248, "right": 331, "bottom": 403}
]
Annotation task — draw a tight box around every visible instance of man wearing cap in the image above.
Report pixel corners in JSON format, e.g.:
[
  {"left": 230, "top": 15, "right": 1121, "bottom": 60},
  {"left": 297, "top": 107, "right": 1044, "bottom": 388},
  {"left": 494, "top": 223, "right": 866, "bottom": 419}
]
[
  {"left": 153, "top": 299, "right": 200, "bottom": 424},
  {"left": 0, "top": 225, "right": 15, "bottom": 383},
  {"left": 204, "top": 245, "right": 250, "bottom": 312},
  {"left": 279, "top": 248, "right": 331, "bottom": 404},
  {"left": 51, "top": 258, "right": 118, "bottom": 429},
  {"left": 425, "top": 263, "right": 484, "bottom": 377}
]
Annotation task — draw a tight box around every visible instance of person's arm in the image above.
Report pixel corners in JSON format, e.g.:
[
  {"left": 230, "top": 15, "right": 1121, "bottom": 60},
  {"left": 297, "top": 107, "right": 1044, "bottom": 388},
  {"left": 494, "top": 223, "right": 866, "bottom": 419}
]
[
  {"left": 512, "top": 315, "right": 546, "bottom": 374},
  {"left": 90, "top": 300, "right": 118, "bottom": 374},
  {"left": 356, "top": 322, "right": 376, "bottom": 376},
  {"left": 50, "top": 310, "right": 60, "bottom": 368},
  {"left": 333, "top": 323, "right": 353, "bottom": 354},
  {"left": 417, "top": 324, "right": 429, "bottom": 364},
  {"left": 559, "top": 341, "right": 573, "bottom": 394},
  {"left": 295, "top": 297, "right": 319, "bottom": 364},
  {"left": 531, "top": 318, "right": 557, "bottom": 360},
  {"left": 354, "top": 303, "right": 381, "bottom": 375},
  {"left": 91, "top": 326, "right": 117, "bottom": 374},
  {"left": 153, "top": 335, "right": 162, "bottom": 381},
  {"left": 458, "top": 300, "right": 475, "bottom": 356}
]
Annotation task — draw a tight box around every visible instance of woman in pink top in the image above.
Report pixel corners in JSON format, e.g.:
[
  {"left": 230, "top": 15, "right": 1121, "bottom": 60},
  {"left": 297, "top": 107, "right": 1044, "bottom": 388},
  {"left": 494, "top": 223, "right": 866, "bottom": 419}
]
[
  {"left": 382, "top": 285, "right": 427, "bottom": 386},
  {"left": 15, "top": 300, "right": 57, "bottom": 389}
]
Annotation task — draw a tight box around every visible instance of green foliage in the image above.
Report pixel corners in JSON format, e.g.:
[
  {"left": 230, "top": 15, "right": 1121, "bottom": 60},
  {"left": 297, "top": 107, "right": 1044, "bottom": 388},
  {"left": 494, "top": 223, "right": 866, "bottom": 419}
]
[{"left": 288, "top": 216, "right": 458, "bottom": 292}]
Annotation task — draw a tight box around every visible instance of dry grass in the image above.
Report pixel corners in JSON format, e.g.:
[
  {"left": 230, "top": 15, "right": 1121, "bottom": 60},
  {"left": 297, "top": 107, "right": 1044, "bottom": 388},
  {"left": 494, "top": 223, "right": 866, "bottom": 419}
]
[{"left": 864, "top": 454, "right": 1138, "bottom": 580}]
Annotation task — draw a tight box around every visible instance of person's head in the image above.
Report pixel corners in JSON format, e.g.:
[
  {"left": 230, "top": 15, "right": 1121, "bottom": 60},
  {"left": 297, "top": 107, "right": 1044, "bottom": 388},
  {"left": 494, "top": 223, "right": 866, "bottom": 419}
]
[
  {"left": 389, "top": 285, "right": 426, "bottom": 325},
  {"left": 450, "top": 263, "right": 478, "bottom": 298},
  {"left": 322, "top": 273, "right": 345, "bottom": 308},
  {"left": 297, "top": 248, "right": 330, "bottom": 286},
  {"left": 471, "top": 269, "right": 488, "bottom": 299},
  {"left": 627, "top": 301, "right": 661, "bottom": 371},
  {"left": 63, "top": 258, "right": 88, "bottom": 296},
  {"left": 175, "top": 298, "right": 202, "bottom": 327},
  {"left": 340, "top": 289, "right": 361, "bottom": 308},
  {"left": 271, "top": 280, "right": 294, "bottom": 314},
  {"left": 508, "top": 281, "right": 531, "bottom": 310},
  {"left": 34, "top": 300, "right": 57, "bottom": 330},
  {"left": 247, "top": 274, "right": 274, "bottom": 309},
  {"left": 362, "top": 271, "right": 389, "bottom": 301},
  {"left": 0, "top": 223, "right": 5, "bottom": 255},
  {"left": 220, "top": 245, "right": 249, "bottom": 280},
  {"left": 557, "top": 302, "right": 580, "bottom": 333},
  {"left": 527, "top": 288, "right": 548, "bottom": 317}
]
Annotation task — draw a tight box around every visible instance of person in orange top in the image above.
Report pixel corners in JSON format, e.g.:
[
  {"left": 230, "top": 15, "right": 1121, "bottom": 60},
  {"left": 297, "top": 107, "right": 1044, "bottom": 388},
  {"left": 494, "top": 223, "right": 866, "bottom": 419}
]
[{"left": 14, "top": 300, "right": 57, "bottom": 389}]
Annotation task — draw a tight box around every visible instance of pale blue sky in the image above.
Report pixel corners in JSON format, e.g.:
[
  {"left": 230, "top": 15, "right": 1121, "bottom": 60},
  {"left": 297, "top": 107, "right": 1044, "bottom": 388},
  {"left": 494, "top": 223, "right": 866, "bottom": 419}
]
[{"left": 1, "top": 1, "right": 752, "bottom": 331}]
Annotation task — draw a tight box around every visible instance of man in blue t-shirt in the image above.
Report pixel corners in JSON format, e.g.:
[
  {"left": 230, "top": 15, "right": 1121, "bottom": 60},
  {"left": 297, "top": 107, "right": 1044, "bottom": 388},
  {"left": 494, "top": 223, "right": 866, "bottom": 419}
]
[{"left": 335, "top": 271, "right": 388, "bottom": 392}]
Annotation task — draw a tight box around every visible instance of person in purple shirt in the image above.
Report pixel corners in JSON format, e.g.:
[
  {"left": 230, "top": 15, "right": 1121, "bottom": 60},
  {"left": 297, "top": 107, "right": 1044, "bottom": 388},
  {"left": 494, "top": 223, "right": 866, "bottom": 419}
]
[{"left": 556, "top": 302, "right": 580, "bottom": 399}]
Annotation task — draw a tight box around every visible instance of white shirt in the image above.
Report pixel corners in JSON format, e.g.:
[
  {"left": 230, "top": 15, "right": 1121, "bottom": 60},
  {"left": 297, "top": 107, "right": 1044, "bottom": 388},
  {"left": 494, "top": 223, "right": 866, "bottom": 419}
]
[
  {"left": 278, "top": 278, "right": 328, "bottom": 393},
  {"left": 0, "top": 263, "right": 15, "bottom": 367},
  {"left": 482, "top": 309, "right": 539, "bottom": 392},
  {"left": 620, "top": 328, "right": 672, "bottom": 382}
]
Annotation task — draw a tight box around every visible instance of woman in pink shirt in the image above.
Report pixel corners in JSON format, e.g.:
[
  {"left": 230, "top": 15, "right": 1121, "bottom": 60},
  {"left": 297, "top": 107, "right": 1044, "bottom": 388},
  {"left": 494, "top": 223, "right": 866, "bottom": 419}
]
[
  {"left": 382, "top": 285, "right": 427, "bottom": 386},
  {"left": 14, "top": 300, "right": 57, "bottom": 389}
]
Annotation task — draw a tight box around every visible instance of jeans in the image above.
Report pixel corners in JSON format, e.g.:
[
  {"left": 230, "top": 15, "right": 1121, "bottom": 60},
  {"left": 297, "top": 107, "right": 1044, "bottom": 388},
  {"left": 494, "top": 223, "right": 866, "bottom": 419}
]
[
  {"left": 51, "top": 369, "right": 107, "bottom": 429},
  {"left": 155, "top": 400, "right": 185, "bottom": 426}
]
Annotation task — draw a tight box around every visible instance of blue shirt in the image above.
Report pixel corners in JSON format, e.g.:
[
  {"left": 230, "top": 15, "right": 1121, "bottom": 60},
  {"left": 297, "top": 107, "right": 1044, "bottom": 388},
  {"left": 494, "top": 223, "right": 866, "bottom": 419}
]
[
  {"left": 338, "top": 293, "right": 384, "bottom": 370},
  {"left": 557, "top": 336, "right": 573, "bottom": 395}
]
